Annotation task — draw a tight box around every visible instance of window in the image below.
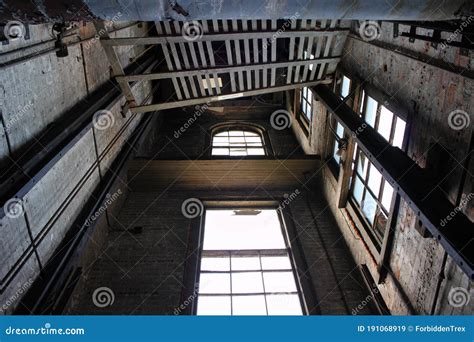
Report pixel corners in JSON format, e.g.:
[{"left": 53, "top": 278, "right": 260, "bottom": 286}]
[
  {"left": 331, "top": 75, "right": 351, "bottom": 164},
  {"left": 350, "top": 97, "right": 407, "bottom": 246},
  {"left": 196, "top": 209, "right": 304, "bottom": 315},
  {"left": 300, "top": 87, "right": 313, "bottom": 122},
  {"left": 211, "top": 129, "right": 265, "bottom": 156}
]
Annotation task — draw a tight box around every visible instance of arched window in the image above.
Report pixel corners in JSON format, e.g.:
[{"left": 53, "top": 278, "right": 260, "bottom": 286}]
[{"left": 211, "top": 128, "right": 266, "bottom": 156}]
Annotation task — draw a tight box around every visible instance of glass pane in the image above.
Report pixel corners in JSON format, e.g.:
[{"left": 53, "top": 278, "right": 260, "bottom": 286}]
[
  {"left": 266, "top": 294, "right": 302, "bottom": 315},
  {"left": 201, "top": 257, "right": 230, "bottom": 271},
  {"left": 365, "top": 96, "right": 377, "bottom": 128},
  {"left": 212, "top": 148, "right": 229, "bottom": 156},
  {"left": 374, "top": 211, "right": 388, "bottom": 240},
  {"left": 247, "top": 148, "right": 265, "bottom": 155},
  {"left": 229, "top": 136, "right": 246, "bottom": 143},
  {"left": 203, "top": 210, "right": 286, "bottom": 250},
  {"left": 367, "top": 165, "right": 382, "bottom": 196},
  {"left": 341, "top": 76, "right": 351, "bottom": 98},
  {"left": 232, "top": 295, "right": 267, "bottom": 315},
  {"left": 381, "top": 181, "right": 394, "bottom": 211},
  {"left": 231, "top": 257, "right": 261, "bottom": 271},
  {"left": 244, "top": 131, "right": 259, "bottom": 137},
  {"left": 333, "top": 143, "right": 340, "bottom": 164},
  {"left": 229, "top": 149, "right": 247, "bottom": 156},
  {"left": 353, "top": 176, "right": 364, "bottom": 205},
  {"left": 362, "top": 192, "right": 377, "bottom": 225},
  {"left": 261, "top": 256, "right": 292, "bottom": 270},
  {"left": 232, "top": 272, "right": 264, "bottom": 294},
  {"left": 213, "top": 136, "right": 229, "bottom": 144},
  {"left": 359, "top": 90, "right": 365, "bottom": 114},
  {"left": 199, "top": 273, "right": 230, "bottom": 294},
  {"left": 228, "top": 131, "right": 244, "bottom": 136},
  {"left": 393, "top": 117, "right": 406, "bottom": 148},
  {"left": 378, "top": 106, "right": 393, "bottom": 141},
  {"left": 197, "top": 296, "right": 231, "bottom": 315},
  {"left": 336, "top": 122, "right": 344, "bottom": 138},
  {"left": 245, "top": 137, "right": 262, "bottom": 143},
  {"left": 215, "top": 131, "right": 228, "bottom": 137},
  {"left": 356, "top": 151, "right": 369, "bottom": 179},
  {"left": 263, "top": 272, "right": 297, "bottom": 293}
]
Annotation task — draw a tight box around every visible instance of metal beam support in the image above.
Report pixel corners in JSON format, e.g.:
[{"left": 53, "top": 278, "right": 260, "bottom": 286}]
[
  {"left": 131, "top": 79, "right": 332, "bottom": 113},
  {"left": 313, "top": 84, "right": 474, "bottom": 279},
  {"left": 117, "top": 57, "right": 341, "bottom": 82},
  {"left": 101, "top": 30, "right": 349, "bottom": 46}
]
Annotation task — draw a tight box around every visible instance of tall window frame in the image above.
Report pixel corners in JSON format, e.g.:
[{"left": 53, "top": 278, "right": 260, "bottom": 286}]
[
  {"left": 349, "top": 91, "right": 408, "bottom": 251},
  {"left": 181, "top": 201, "right": 316, "bottom": 316}
]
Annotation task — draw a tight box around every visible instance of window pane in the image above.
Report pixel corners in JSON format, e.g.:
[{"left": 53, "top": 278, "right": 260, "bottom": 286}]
[
  {"left": 365, "top": 96, "right": 377, "bottom": 128},
  {"left": 362, "top": 192, "right": 377, "bottom": 225},
  {"left": 203, "top": 210, "right": 286, "bottom": 250},
  {"left": 378, "top": 106, "right": 393, "bottom": 141},
  {"left": 393, "top": 117, "right": 406, "bottom": 148},
  {"left": 336, "top": 122, "right": 344, "bottom": 138},
  {"left": 261, "top": 256, "right": 292, "bottom": 270},
  {"left": 199, "top": 273, "right": 230, "bottom": 294},
  {"left": 367, "top": 165, "right": 382, "bottom": 196},
  {"left": 266, "top": 294, "right": 303, "bottom": 315},
  {"left": 197, "top": 296, "right": 231, "bottom": 315},
  {"left": 381, "top": 181, "right": 394, "bottom": 211},
  {"left": 356, "top": 151, "right": 369, "bottom": 179},
  {"left": 247, "top": 148, "right": 265, "bottom": 155},
  {"left": 201, "top": 257, "right": 230, "bottom": 271},
  {"left": 263, "top": 272, "right": 298, "bottom": 293},
  {"left": 231, "top": 257, "right": 260, "bottom": 271},
  {"left": 341, "top": 76, "right": 351, "bottom": 98},
  {"left": 373, "top": 210, "right": 388, "bottom": 241},
  {"left": 359, "top": 90, "right": 365, "bottom": 114},
  {"left": 232, "top": 272, "right": 264, "bottom": 294},
  {"left": 212, "top": 148, "right": 229, "bottom": 155},
  {"left": 229, "top": 131, "right": 244, "bottom": 136},
  {"left": 232, "top": 295, "right": 267, "bottom": 315},
  {"left": 353, "top": 176, "right": 364, "bottom": 205}
]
